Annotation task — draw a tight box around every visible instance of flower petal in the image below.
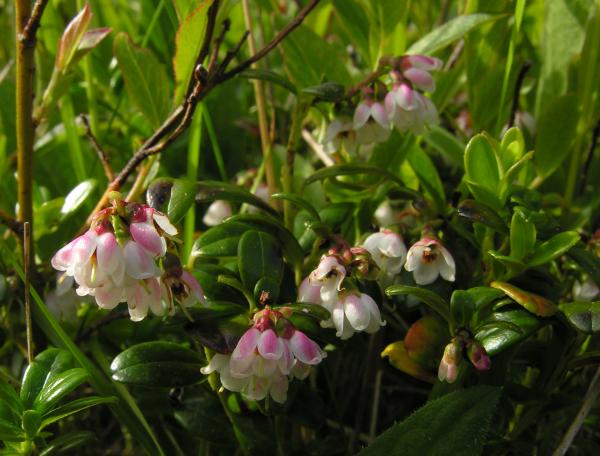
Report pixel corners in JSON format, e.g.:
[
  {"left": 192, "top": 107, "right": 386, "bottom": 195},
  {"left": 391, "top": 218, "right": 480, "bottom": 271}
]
[
  {"left": 230, "top": 328, "right": 260, "bottom": 376},
  {"left": 344, "top": 294, "right": 370, "bottom": 331},
  {"left": 289, "top": 330, "right": 324, "bottom": 365},
  {"left": 257, "top": 329, "right": 283, "bottom": 360},
  {"left": 123, "top": 241, "right": 160, "bottom": 279},
  {"left": 353, "top": 102, "right": 371, "bottom": 129}
]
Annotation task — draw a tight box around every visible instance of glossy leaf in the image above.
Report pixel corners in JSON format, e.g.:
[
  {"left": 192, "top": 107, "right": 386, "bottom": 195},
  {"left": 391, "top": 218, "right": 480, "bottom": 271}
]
[
  {"left": 272, "top": 192, "right": 321, "bottom": 221},
  {"left": 381, "top": 341, "right": 436, "bottom": 383},
  {"left": 0, "top": 418, "right": 24, "bottom": 442},
  {"left": 0, "top": 380, "right": 22, "bottom": 416},
  {"left": 559, "top": 301, "right": 600, "bottom": 334},
  {"left": 20, "top": 349, "right": 73, "bottom": 409},
  {"left": 173, "top": 0, "right": 214, "bottom": 101},
  {"left": 464, "top": 134, "right": 501, "bottom": 207},
  {"left": 238, "top": 230, "right": 283, "bottom": 293},
  {"left": 359, "top": 386, "right": 501, "bottom": 456},
  {"left": 386, "top": 285, "right": 452, "bottom": 323},
  {"left": 527, "top": 231, "right": 580, "bottom": 267},
  {"left": 39, "top": 431, "right": 95, "bottom": 456},
  {"left": 450, "top": 290, "right": 475, "bottom": 327},
  {"left": 490, "top": 281, "right": 558, "bottom": 317},
  {"left": 41, "top": 396, "right": 117, "bottom": 428},
  {"left": 510, "top": 211, "right": 536, "bottom": 260},
  {"left": 110, "top": 341, "right": 203, "bottom": 387},
  {"left": 457, "top": 199, "right": 507, "bottom": 233},
  {"left": 423, "top": 126, "right": 465, "bottom": 169},
  {"left": 404, "top": 315, "right": 449, "bottom": 368},
  {"left": 476, "top": 310, "right": 541, "bottom": 355},
  {"left": 21, "top": 410, "right": 41, "bottom": 439},
  {"left": 196, "top": 180, "right": 277, "bottom": 216},
  {"left": 407, "top": 145, "right": 446, "bottom": 212},
  {"left": 167, "top": 178, "right": 197, "bottom": 224},
  {"left": 33, "top": 368, "right": 89, "bottom": 414},
  {"left": 302, "top": 82, "right": 345, "bottom": 102},
  {"left": 60, "top": 179, "right": 96, "bottom": 216},
  {"left": 191, "top": 221, "right": 252, "bottom": 259},
  {"left": 274, "top": 303, "right": 331, "bottom": 321},
  {"left": 113, "top": 33, "right": 171, "bottom": 128}
]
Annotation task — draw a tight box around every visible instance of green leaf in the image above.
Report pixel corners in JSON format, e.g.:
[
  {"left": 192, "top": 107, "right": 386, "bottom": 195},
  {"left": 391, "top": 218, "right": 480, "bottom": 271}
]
[
  {"left": 272, "top": 193, "right": 320, "bottom": 222},
  {"left": 237, "top": 69, "right": 297, "bottom": 94},
  {"left": 510, "top": 211, "right": 536, "bottom": 260},
  {"left": 407, "top": 145, "right": 446, "bottom": 212},
  {"left": 110, "top": 341, "right": 203, "bottom": 388},
  {"left": 21, "top": 410, "right": 41, "bottom": 439},
  {"left": 0, "top": 418, "right": 24, "bottom": 442},
  {"left": 450, "top": 290, "right": 475, "bottom": 327},
  {"left": 39, "top": 431, "right": 95, "bottom": 456},
  {"left": 0, "top": 380, "right": 22, "bottom": 416},
  {"left": 423, "top": 126, "right": 465, "bottom": 169},
  {"left": 533, "top": 94, "right": 579, "bottom": 179},
  {"left": 528, "top": 231, "right": 580, "bottom": 267},
  {"left": 457, "top": 199, "right": 508, "bottom": 233},
  {"left": 227, "top": 214, "right": 304, "bottom": 268},
  {"left": 113, "top": 32, "right": 171, "bottom": 129},
  {"left": 33, "top": 368, "right": 89, "bottom": 414},
  {"left": 20, "top": 349, "right": 73, "bottom": 409},
  {"left": 476, "top": 310, "right": 541, "bottom": 355},
  {"left": 302, "top": 82, "right": 345, "bottom": 102},
  {"left": 499, "top": 127, "right": 525, "bottom": 172},
  {"left": 331, "top": 0, "right": 370, "bottom": 61},
  {"left": 559, "top": 301, "right": 600, "bottom": 334},
  {"left": 238, "top": 230, "right": 283, "bottom": 293},
  {"left": 60, "top": 179, "right": 96, "bottom": 217},
  {"left": 172, "top": 0, "right": 214, "bottom": 102},
  {"left": 167, "top": 178, "right": 197, "bottom": 224},
  {"left": 253, "top": 276, "right": 281, "bottom": 305},
  {"left": 386, "top": 285, "right": 453, "bottom": 324},
  {"left": 408, "top": 14, "right": 500, "bottom": 54},
  {"left": 359, "top": 386, "right": 501, "bottom": 456},
  {"left": 41, "top": 396, "right": 117, "bottom": 428},
  {"left": 191, "top": 221, "right": 252, "bottom": 259},
  {"left": 464, "top": 133, "right": 501, "bottom": 208}
]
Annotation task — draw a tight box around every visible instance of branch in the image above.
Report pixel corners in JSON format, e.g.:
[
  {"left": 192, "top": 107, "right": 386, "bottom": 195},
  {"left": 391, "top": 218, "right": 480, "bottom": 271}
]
[
  {"left": 84, "top": 0, "right": 322, "bottom": 226},
  {"left": 81, "top": 115, "right": 114, "bottom": 181},
  {"left": 19, "top": 0, "right": 49, "bottom": 46},
  {"left": 0, "top": 209, "right": 23, "bottom": 236},
  {"left": 223, "top": 0, "right": 321, "bottom": 80}
]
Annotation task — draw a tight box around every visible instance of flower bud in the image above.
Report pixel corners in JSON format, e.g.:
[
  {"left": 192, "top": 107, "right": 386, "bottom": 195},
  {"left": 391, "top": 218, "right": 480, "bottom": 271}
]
[
  {"left": 467, "top": 342, "right": 491, "bottom": 372},
  {"left": 438, "top": 340, "right": 462, "bottom": 383}
]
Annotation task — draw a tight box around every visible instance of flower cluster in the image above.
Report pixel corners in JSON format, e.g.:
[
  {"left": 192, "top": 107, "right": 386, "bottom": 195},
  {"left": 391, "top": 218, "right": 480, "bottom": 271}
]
[
  {"left": 51, "top": 196, "right": 205, "bottom": 321},
  {"left": 201, "top": 307, "right": 325, "bottom": 403},
  {"left": 324, "top": 54, "right": 442, "bottom": 154},
  {"left": 299, "top": 250, "right": 385, "bottom": 340}
]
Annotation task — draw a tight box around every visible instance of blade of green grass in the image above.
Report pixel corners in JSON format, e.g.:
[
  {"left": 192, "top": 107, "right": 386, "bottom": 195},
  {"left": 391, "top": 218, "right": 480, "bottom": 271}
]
[{"left": 183, "top": 106, "right": 203, "bottom": 261}]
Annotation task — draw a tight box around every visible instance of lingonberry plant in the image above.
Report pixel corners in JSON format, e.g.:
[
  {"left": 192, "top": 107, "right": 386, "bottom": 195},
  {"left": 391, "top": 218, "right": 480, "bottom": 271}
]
[{"left": 2, "top": 0, "right": 600, "bottom": 455}]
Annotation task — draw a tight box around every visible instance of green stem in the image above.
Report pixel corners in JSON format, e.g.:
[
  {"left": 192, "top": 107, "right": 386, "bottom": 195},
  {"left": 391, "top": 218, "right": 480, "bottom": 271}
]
[
  {"left": 241, "top": 0, "right": 277, "bottom": 201},
  {"left": 564, "top": 132, "right": 584, "bottom": 206},
  {"left": 184, "top": 106, "right": 203, "bottom": 260},
  {"left": 282, "top": 99, "right": 309, "bottom": 230},
  {"left": 203, "top": 107, "right": 227, "bottom": 181},
  {"left": 77, "top": 0, "right": 101, "bottom": 136}
]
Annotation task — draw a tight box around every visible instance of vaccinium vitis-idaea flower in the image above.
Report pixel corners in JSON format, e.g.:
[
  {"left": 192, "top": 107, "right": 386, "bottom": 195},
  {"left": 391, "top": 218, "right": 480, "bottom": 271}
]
[
  {"left": 467, "top": 342, "right": 491, "bottom": 372},
  {"left": 362, "top": 230, "right": 407, "bottom": 276},
  {"left": 323, "top": 292, "right": 385, "bottom": 340},
  {"left": 353, "top": 92, "right": 391, "bottom": 145},
  {"left": 203, "top": 307, "right": 325, "bottom": 403},
  {"left": 308, "top": 255, "right": 347, "bottom": 305},
  {"left": 573, "top": 276, "right": 600, "bottom": 301},
  {"left": 50, "top": 196, "right": 197, "bottom": 321},
  {"left": 323, "top": 118, "right": 359, "bottom": 155},
  {"left": 202, "top": 200, "right": 232, "bottom": 227},
  {"left": 405, "top": 238, "right": 455, "bottom": 285}
]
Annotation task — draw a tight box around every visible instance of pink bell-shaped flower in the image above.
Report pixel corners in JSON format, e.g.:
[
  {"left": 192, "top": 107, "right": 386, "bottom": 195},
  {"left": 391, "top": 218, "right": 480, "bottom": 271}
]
[
  {"left": 405, "top": 237, "right": 455, "bottom": 285},
  {"left": 362, "top": 230, "right": 407, "bottom": 276}
]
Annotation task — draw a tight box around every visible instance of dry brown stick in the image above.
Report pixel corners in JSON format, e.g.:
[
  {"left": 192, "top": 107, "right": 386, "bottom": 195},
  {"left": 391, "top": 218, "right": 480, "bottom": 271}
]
[
  {"left": 508, "top": 62, "right": 531, "bottom": 128},
  {"left": 223, "top": 0, "right": 321, "bottom": 80},
  {"left": 19, "top": 0, "right": 49, "bottom": 46},
  {"left": 0, "top": 209, "right": 24, "bottom": 236},
  {"left": 84, "top": 0, "right": 321, "bottom": 226},
  {"left": 81, "top": 114, "right": 114, "bottom": 181}
]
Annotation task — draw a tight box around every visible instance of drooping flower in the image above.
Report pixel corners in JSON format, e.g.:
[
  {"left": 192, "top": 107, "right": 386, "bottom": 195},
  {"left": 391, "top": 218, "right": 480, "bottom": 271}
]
[
  {"left": 362, "top": 230, "right": 407, "bottom": 276},
  {"left": 353, "top": 95, "right": 391, "bottom": 144},
  {"left": 51, "top": 197, "right": 185, "bottom": 321},
  {"left": 308, "top": 255, "right": 347, "bottom": 305},
  {"left": 204, "top": 308, "right": 325, "bottom": 403},
  {"left": 323, "top": 118, "right": 359, "bottom": 155},
  {"left": 467, "top": 342, "right": 491, "bottom": 372},
  {"left": 405, "top": 238, "right": 455, "bottom": 285},
  {"left": 323, "top": 292, "right": 385, "bottom": 340},
  {"left": 374, "top": 200, "right": 396, "bottom": 227},
  {"left": 385, "top": 82, "right": 438, "bottom": 135}
]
